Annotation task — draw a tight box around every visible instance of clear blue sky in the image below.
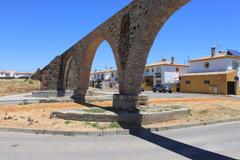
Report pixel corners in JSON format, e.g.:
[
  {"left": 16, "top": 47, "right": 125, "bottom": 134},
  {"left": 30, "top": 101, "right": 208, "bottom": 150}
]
[{"left": 0, "top": 0, "right": 240, "bottom": 72}]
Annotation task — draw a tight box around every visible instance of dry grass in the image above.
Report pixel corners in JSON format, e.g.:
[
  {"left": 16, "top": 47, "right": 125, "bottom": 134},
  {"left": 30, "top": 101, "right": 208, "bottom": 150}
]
[
  {"left": 0, "top": 102, "right": 115, "bottom": 131},
  {"left": 0, "top": 79, "right": 40, "bottom": 97},
  {"left": 0, "top": 97, "right": 240, "bottom": 131},
  {"left": 145, "top": 97, "right": 240, "bottom": 128}
]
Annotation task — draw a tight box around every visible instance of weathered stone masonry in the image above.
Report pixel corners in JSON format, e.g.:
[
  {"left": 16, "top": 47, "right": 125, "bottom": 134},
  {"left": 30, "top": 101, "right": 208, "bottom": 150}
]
[{"left": 40, "top": 0, "right": 190, "bottom": 112}]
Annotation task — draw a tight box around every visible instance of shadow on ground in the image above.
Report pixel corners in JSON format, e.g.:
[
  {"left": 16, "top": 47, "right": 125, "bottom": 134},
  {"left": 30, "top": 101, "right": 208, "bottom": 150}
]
[
  {"left": 75, "top": 101, "right": 236, "bottom": 160},
  {"left": 129, "top": 127, "right": 237, "bottom": 160}
]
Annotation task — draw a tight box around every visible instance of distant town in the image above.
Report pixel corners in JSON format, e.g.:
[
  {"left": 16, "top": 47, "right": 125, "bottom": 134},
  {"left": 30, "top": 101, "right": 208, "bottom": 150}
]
[
  {"left": 2, "top": 47, "right": 240, "bottom": 97},
  {"left": 0, "top": 70, "right": 33, "bottom": 79}
]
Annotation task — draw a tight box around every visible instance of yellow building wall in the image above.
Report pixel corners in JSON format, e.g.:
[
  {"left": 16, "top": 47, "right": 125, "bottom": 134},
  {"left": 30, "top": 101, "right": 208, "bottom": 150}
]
[
  {"left": 236, "top": 88, "right": 240, "bottom": 95},
  {"left": 171, "top": 84, "right": 178, "bottom": 92},
  {"left": 180, "top": 71, "right": 238, "bottom": 95},
  {"left": 227, "top": 71, "right": 240, "bottom": 95}
]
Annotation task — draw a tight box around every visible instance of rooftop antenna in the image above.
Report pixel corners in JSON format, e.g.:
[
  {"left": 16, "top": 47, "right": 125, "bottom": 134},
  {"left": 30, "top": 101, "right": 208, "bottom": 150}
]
[
  {"left": 214, "top": 43, "right": 222, "bottom": 54},
  {"left": 187, "top": 56, "right": 190, "bottom": 65}
]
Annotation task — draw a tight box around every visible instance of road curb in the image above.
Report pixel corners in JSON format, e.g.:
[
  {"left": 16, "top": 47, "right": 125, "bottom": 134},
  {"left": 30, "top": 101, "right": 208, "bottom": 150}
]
[
  {"left": 0, "top": 118, "right": 239, "bottom": 137},
  {"left": 148, "top": 118, "right": 240, "bottom": 132},
  {"left": 0, "top": 127, "right": 130, "bottom": 137}
]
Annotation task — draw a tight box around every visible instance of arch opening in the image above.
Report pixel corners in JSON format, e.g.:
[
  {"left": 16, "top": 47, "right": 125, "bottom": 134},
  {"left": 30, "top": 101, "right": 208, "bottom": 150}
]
[
  {"left": 72, "top": 36, "right": 121, "bottom": 102},
  {"left": 143, "top": 0, "right": 240, "bottom": 93},
  {"left": 88, "top": 39, "right": 120, "bottom": 91}
]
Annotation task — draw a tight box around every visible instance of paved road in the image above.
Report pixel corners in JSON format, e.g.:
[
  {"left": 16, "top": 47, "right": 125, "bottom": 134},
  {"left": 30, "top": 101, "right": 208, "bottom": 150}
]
[
  {"left": 142, "top": 91, "right": 227, "bottom": 99},
  {"left": 0, "top": 121, "right": 239, "bottom": 160},
  {"left": 0, "top": 93, "right": 47, "bottom": 105},
  {"left": 1, "top": 91, "right": 239, "bottom": 105}
]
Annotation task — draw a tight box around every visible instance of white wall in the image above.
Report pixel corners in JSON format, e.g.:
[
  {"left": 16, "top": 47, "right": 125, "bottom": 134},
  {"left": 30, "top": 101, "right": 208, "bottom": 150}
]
[
  {"left": 189, "top": 58, "right": 235, "bottom": 73},
  {"left": 14, "top": 73, "right": 32, "bottom": 78},
  {"left": 143, "top": 67, "right": 156, "bottom": 77},
  {"left": 91, "top": 70, "right": 118, "bottom": 82},
  {"left": 0, "top": 73, "right": 9, "bottom": 78},
  {"left": 144, "top": 65, "right": 188, "bottom": 86},
  {"left": 160, "top": 66, "right": 188, "bottom": 85},
  {"left": 163, "top": 72, "right": 179, "bottom": 84}
]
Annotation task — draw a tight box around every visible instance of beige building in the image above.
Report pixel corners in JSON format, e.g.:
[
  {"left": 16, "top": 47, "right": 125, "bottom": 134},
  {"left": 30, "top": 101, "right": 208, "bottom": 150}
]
[{"left": 180, "top": 48, "right": 240, "bottom": 95}]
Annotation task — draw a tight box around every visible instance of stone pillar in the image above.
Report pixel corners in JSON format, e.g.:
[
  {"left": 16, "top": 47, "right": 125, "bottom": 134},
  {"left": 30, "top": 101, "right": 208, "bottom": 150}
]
[
  {"left": 113, "top": 94, "right": 139, "bottom": 112},
  {"left": 113, "top": 94, "right": 149, "bottom": 112},
  {"left": 72, "top": 88, "right": 87, "bottom": 103}
]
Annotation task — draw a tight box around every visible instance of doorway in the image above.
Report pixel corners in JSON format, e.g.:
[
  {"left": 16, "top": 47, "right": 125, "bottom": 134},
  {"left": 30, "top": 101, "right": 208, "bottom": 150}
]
[{"left": 227, "top": 81, "right": 235, "bottom": 95}]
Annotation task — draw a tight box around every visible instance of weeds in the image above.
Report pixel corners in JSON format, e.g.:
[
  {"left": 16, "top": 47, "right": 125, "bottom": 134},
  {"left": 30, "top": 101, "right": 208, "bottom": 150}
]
[
  {"left": 82, "top": 107, "right": 106, "bottom": 113},
  {"left": 65, "top": 120, "right": 73, "bottom": 125},
  {"left": 85, "top": 122, "right": 120, "bottom": 130},
  {"left": 107, "top": 122, "right": 120, "bottom": 129},
  {"left": 199, "top": 109, "right": 209, "bottom": 114}
]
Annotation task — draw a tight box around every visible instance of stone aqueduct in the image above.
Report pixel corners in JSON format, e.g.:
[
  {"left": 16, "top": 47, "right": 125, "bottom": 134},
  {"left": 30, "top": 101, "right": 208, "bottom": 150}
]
[{"left": 40, "top": 0, "right": 190, "bottom": 112}]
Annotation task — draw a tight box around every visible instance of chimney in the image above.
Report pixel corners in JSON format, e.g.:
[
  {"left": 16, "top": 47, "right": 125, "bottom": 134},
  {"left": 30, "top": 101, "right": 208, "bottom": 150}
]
[
  {"left": 211, "top": 46, "right": 216, "bottom": 57},
  {"left": 171, "top": 57, "right": 175, "bottom": 64}
]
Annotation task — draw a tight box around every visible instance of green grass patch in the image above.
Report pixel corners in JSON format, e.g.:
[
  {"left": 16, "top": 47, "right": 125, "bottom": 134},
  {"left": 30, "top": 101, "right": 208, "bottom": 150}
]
[
  {"left": 82, "top": 107, "right": 106, "bottom": 113},
  {"left": 65, "top": 120, "right": 73, "bottom": 125},
  {"left": 107, "top": 122, "right": 120, "bottom": 129},
  {"left": 85, "top": 122, "right": 120, "bottom": 130}
]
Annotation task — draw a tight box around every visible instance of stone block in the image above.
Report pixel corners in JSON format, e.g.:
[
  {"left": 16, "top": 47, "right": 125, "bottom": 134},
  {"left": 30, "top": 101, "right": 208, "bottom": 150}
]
[{"left": 113, "top": 94, "right": 139, "bottom": 112}]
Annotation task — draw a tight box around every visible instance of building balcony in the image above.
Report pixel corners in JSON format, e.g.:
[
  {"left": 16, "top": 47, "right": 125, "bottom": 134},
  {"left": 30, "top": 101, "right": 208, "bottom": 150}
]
[{"left": 155, "top": 73, "right": 162, "bottom": 78}]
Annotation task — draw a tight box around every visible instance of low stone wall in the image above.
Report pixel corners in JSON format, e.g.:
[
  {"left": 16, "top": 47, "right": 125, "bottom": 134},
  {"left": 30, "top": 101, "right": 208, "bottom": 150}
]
[
  {"left": 51, "top": 107, "right": 189, "bottom": 125},
  {"left": 32, "top": 90, "right": 74, "bottom": 98},
  {"left": 32, "top": 90, "right": 117, "bottom": 98}
]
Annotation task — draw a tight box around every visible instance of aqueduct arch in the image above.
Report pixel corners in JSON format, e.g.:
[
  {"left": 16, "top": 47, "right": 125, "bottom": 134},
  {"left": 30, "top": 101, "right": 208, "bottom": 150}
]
[
  {"left": 73, "top": 36, "right": 122, "bottom": 102},
  {"left": 40, "top": 0, "right": 190, "bottom": 112}
]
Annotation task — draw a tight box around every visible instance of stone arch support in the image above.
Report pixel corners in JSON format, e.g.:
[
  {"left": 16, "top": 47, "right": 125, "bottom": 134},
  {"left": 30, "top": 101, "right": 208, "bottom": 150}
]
[
  {"left": 73, "top": 32, "right": 122, "bottom": 103},
  {"left": 40, "top": 0, "right": 190, "bottom": 111}
]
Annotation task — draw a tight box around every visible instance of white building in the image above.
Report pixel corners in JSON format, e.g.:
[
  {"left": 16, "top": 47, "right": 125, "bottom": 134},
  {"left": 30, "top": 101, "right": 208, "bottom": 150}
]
[
  {"left": 90, "top": 57, "right": 189, "bottom": 91},
  {"left": 144, "top": 58, "right": 189, "bottom": 87},
  {"left": 180, "top": 48, "right": 240, "bottom": 95},
  {"left": 189, "top": 50, "right": 240, "bottom": 73},
  {"left": 90, "top": 69, "right": 118, "bottom": 89},
  {"left": 0, "top": 70, "right": 16, "bottom": 79},
  {"left": 13, "top": 72, "right": 33, "bottom": 78},
  {"left": 0, "top": 71, "right": 11, "bottom": 78},
  {"left": 0, "top": 70, "right": 33, "bottom": 79}
]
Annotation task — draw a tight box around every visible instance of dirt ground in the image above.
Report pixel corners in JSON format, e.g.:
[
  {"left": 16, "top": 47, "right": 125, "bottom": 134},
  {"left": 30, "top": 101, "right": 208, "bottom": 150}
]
[
  {"left": 0, "top": 97, "right": 240, "bottom": 131},
  {"left": 0, "top": 79, "right": 40, "bottom": 97}
]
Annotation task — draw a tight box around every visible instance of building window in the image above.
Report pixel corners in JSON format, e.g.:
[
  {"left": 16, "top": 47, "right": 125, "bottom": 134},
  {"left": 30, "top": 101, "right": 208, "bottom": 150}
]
[
  {"left": 156, "top": 80, "right": 162, "bottom": 84},
  {"left": 204, "top": 62, "right": 210, "bottom": 68},
  {"left": 152, "top": 68, "right": 154, "bottom": 72},
  {"left": 146, "top": 69, "right": 149, "bottom": 73},
  {"left": 204, "top": 80, "right": 210, "bottom": 85},
  {"left": 101, "top": 74, "right": 104, "bottom": 80},
  {"left": 111, "top": 73, "right": 114, "bottom": 78},
  {"left": 232, "top": 60, "right": 239, "bottom": 70},
  {"left": 155, "top": 73, "right": 161, "bottom": 78},
  {"left": 185, "top": 80, "right": 191, "bottom": 84},
  {"left": 176, "top": 67, "right": 179, "bottom": 72}
]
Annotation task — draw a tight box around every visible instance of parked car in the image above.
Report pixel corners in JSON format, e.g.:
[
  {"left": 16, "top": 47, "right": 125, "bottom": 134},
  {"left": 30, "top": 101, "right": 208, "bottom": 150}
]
[
  {"left": 152, "top": 84, "right": 172, "bottom": 93},
  {"left": 96, "top": 83, "right": 102, "bottom": 89}
]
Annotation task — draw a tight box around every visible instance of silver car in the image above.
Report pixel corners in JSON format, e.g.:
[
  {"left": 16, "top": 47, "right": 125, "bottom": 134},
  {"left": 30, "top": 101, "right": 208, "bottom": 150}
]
[{"left": 152, "top": 84, "right": 173, "bottom": 93}]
